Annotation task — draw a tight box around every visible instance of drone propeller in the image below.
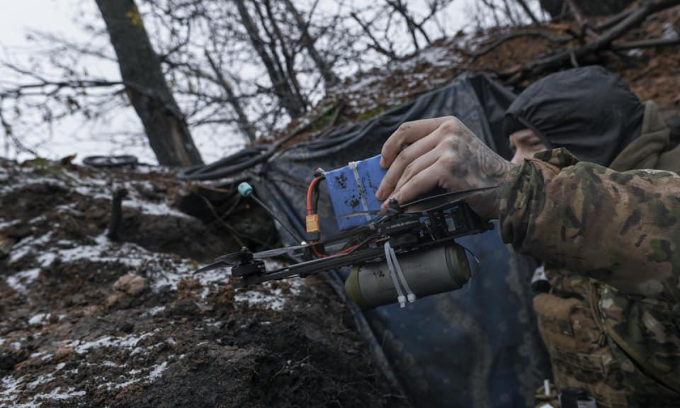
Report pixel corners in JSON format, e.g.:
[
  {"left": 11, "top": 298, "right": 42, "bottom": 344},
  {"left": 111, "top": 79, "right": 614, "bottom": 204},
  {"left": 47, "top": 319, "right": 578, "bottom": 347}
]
[
  {"left": 193, "top": 243, "right": 313, "bottom": 275},
  {"left": 193, "top": 246, "right": 253, "bottom": 274},
  {"left": 193, "top": 260, "right": 230, "bottom": 274},
  {"left": 251, "top": 243, "right": 309, "bottom": 259}
]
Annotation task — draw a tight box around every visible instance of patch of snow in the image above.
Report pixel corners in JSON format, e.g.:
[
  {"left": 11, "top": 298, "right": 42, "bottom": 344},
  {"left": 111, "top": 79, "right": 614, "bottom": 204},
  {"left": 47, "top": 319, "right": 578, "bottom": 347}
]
[
  {"left": 9, "top": 232, "right": 54, "bottom": 264},
  {"left": 97, "top": 359, "right": 168, "bottom": 391},
  {"left": 345, "top": 74, "right": 382, "bottom": 93},
  {"left": 145, "top": 306, "right": 166, "bottom": 316},
  {"left": 151, "top": 259, "right": 224, "bottom": 291},
  {"left": 626, "top": 48, "right": 644, "bottom": 57},
  {"left": 29, "top": 351, "right": 48, "bottom": 360},
  {"left": 28, "top": 313, "right": 50, "bottom": 326},
  {"left": 35, "top": 386, "right": 86, "bottom": 401},
  {"left": 0, "top": 219, "right": 21, "bottom": 230},
  {"left": 6, "top": 269, "right": 41, "bottom": 294},
  {"left": 0, "top": 376, "right": 28, "bottom": 406},
  {"left": 66, "top": 331, "right": 155, "bottom": 355},
  {"left": 148, "top": 361, "right": 168, "bottom": 381},
  {"left": 663, "top": 22, "right": 679, "bottom": 40},
  {"left": 123, "top": 198, "right": 190, "bottom": 219},
  {"left": 27, "top": 373, "right": 54, "bottom": 390},
  {"left": 29, "top": 216, "right": 47, "bottom": 225},
  {"left": 234, "top": 272, "right": 303, "bottom": 311},
  {"left": 37, "top": 252, "right": 56, "bottom": 267}
]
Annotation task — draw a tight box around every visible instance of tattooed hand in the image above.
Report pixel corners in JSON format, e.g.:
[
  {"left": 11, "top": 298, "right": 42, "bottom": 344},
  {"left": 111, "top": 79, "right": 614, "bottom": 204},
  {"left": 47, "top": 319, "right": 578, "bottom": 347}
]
[{"left": 375, "top": 116, "right": 516, "bottom": 219}]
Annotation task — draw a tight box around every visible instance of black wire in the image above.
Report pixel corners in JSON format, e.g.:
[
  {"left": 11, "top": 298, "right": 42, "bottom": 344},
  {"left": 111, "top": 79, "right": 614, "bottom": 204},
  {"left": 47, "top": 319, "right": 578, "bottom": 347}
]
[{"left": 249, "top": 194, "right": 303, "bottom": 244}]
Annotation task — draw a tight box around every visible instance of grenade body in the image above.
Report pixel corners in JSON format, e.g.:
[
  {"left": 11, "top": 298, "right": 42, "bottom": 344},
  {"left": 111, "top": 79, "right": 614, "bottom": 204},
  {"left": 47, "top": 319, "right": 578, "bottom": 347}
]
[{"left": 345, "top": 244, "right": 471, "bottom": 309}]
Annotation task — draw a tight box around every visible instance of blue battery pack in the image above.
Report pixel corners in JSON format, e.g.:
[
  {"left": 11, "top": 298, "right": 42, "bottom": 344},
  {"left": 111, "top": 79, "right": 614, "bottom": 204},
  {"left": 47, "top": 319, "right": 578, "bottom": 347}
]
[{"left": 323, "top": 155, "right": 387, "bottom": 231}]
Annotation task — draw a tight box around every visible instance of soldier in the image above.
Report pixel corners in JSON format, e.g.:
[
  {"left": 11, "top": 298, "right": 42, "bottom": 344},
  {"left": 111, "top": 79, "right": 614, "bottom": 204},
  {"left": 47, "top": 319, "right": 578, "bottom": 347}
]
[{"left": 375, "top": 67, "right": 680, "bottom": 407}]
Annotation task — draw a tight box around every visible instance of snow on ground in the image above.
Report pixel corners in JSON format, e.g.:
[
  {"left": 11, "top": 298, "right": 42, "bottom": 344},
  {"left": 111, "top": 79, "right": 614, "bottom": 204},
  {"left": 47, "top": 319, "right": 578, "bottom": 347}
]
[
  {"left": 6, "top": 269, "right": 41, "bottom": 294},
  {"left": 233, "top": 263, "right": 304, "bottom": 311},
  {"left": 0, "top": 362, "right": 86, "bottom": 408},
  {"left": 0, "top": 329, "right": 173, "bottom": 406}
]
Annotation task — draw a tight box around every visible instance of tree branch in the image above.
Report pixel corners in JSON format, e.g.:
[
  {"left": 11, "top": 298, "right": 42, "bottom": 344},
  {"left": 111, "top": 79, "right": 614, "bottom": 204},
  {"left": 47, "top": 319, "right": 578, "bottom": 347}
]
[{"left": 500, "top": 0, "right": 680, "bottom": 83}]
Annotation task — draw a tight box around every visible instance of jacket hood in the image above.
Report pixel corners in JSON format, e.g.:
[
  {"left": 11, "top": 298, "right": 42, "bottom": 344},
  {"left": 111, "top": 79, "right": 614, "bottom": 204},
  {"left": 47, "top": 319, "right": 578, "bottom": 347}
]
[
  {"left": 610, "top": 101, "right": 680, "bottom": 173},
  {"left": 504, "top": 66, "right": 644, "bottom": 167}
]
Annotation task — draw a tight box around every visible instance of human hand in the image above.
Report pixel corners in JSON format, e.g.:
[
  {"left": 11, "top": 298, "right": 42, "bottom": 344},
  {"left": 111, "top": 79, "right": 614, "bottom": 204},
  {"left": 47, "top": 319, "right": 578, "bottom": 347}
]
[{"left": 375, "top": 116, "right": 516, "bottom": 219}]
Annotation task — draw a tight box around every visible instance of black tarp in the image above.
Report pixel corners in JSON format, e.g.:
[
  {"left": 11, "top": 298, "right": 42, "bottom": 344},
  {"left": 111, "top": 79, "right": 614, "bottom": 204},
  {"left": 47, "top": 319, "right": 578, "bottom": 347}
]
[{"left": 232, "top": 74, "right": 551, "bottom": 407}]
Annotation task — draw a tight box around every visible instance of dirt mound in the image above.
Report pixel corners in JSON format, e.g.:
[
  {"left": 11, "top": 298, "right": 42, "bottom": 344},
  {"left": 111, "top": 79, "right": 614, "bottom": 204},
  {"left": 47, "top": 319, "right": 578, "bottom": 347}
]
[
  {"left": 283, "top": 5, "right": 678, "bottom": 139},
  {"left": 0, "top": 158, "right": 407, "bottom": 407}
]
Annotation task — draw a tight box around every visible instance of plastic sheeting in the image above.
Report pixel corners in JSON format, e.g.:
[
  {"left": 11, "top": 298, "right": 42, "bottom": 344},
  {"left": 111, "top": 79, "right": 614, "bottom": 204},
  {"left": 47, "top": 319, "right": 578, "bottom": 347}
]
[{"left": 251, "top": 74, "right": 551, "bottom": 407}]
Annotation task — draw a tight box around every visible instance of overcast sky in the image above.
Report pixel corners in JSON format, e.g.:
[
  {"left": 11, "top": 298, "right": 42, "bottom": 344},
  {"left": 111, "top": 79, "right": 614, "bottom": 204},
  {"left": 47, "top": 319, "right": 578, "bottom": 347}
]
[{"left": 0, "top": 0, "right": 517, "bottom": 165}]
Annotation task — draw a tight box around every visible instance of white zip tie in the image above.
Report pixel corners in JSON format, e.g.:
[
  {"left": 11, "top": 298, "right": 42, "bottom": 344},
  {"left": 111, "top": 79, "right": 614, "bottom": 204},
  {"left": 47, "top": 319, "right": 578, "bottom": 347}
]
[
  {"left": 384, "top": 242, "right": 417, "bottom": 307},
  {"left": 384, "top": 242, "right": 406, "bottom": 307},
  {"left": 387, "top": 242, "right": 416, "bottom": 303},
  {"left": 348, "top": 161, "right": 372, "bottom": 223}
]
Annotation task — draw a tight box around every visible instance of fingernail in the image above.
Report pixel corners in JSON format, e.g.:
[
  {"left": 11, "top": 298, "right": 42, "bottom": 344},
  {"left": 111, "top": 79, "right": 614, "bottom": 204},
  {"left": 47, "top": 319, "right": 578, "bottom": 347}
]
[
  {"left": 375, "top": 189, "right": 382, "bottom": 200},
  {"left": 379, "top": 157, "right": 386, "bottom": 168}
]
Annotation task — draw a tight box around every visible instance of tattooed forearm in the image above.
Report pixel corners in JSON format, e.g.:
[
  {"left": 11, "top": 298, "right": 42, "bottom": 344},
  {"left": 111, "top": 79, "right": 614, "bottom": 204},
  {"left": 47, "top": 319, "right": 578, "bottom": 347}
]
[
  {"left": 377, "top": 116, "right": 517, "bottom": 219},
  {"left": 448, "top": 123, "right": 516, "bottom": 218}
]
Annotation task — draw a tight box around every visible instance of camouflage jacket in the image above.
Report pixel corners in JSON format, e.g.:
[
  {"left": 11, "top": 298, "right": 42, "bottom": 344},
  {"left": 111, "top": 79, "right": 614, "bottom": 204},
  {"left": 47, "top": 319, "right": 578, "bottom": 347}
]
[{"left": 499, "top": 148, "right": 680, "bottom": 407}]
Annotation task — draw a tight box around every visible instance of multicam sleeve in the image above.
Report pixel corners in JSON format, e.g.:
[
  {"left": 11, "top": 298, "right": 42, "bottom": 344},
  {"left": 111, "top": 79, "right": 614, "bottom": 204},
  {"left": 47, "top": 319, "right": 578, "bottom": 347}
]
[{"left": 499, "top": 148, "right": 680, "bottom": 302}]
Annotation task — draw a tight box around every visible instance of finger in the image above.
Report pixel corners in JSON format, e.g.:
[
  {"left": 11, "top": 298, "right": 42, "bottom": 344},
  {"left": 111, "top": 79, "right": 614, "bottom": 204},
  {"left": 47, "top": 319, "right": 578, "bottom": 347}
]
[
  {"left": 376, "top": 130, "right": 441, "bottom": 200},
  {"left": 380, "top": 117, "right": 451, "bottom": 168},
  {"left": 393, "top": 148, "right": 440, "bottom": 193},
  {"left": 380, "top": 162, "right": 441, "bottom": 211}
]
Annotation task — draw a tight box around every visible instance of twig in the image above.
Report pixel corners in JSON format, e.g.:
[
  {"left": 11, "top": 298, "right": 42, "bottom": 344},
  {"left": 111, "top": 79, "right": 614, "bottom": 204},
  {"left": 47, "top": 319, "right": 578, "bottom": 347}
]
[
  {"left": 596, "top": 6, "right": 636, "bottom": 31},
  {"left": 204, "top": 50, "right": 257, "bottom": 143},
  {"left": 611, "top": 36, "right": 680, "bottom": 50},
  {"left": 564, "top": 0, "right": 600, "bottom": 38},
  {"left": 350, "top": 12, "right": 398, "bottom": 59},
  {"left": 564, "top": 0, "right": 588, "bottom": 26},
  {"left": 0, "top": 103, "right": 38, "bottom": 157},
  {"left": 515, "top": 0, "right": 542, "bottom": 25}
]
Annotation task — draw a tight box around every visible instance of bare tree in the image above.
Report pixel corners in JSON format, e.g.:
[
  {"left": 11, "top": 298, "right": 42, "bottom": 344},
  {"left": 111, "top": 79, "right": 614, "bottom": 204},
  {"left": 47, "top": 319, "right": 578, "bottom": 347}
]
[
  {"left": 204, "top": 51, "right": 256, "bottom": 143},
  {"left": 234, "top": 0, "right": 306, "bottom": 118},
  {"left": 95, "top": 0, "right": 203, "bottom": 167},
  {"left": 1, "top": 0, "right": 468, "bottom": 159}
]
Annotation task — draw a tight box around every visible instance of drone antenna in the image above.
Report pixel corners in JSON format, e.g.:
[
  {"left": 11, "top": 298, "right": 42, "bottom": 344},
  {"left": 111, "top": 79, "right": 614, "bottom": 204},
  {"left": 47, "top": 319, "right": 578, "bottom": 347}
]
[{"left": 238, "top": 182, "right": 305, "bottom": 244}]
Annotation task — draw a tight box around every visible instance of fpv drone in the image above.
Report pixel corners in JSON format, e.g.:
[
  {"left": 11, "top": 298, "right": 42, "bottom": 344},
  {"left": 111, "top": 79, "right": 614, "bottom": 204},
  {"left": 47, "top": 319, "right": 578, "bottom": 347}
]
[{"left": 195, "top": 168, "right": 494, "bottom": 308}]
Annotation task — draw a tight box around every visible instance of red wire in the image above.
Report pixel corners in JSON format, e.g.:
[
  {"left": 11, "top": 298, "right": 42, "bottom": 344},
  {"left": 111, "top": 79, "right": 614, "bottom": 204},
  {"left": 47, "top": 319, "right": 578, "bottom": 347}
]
[
  {"left": 307, "top": 176, "right": 324, "bottom": 257},
  {"left": 311, "top": 245, "right": 326, "bottom": 258},
  {"left": 307, "top": 174, "right": 362, "bottom": 258}
]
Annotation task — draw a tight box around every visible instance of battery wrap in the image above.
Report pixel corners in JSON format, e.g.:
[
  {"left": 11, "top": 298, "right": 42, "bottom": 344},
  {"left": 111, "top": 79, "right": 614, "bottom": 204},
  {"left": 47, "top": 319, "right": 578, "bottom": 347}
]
[{"left": 323, "top": 155, "right": 386, "bottom": 230}]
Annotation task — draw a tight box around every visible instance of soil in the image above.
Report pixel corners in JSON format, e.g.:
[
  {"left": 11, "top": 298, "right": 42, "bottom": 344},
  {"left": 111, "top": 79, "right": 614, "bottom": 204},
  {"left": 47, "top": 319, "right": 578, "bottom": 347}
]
[{"left": 0, "top": 158, "right": 409, "bottom": 408}]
